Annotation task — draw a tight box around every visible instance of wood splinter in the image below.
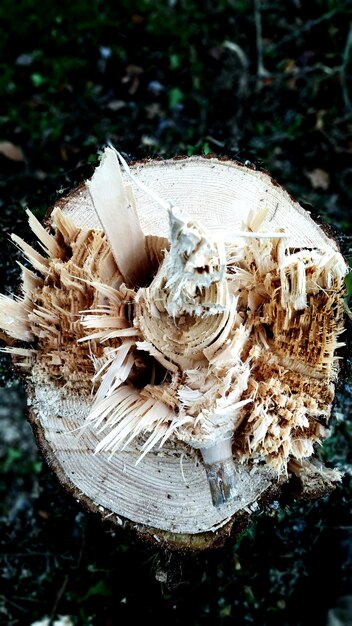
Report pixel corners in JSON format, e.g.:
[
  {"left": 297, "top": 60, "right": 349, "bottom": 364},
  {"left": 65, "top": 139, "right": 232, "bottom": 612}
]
[
  {"left": 0, "top": 148, "right": 348, "bottom": 547},
  {"left": 201, "top": 439, "right": 238, "bottom": 507}
]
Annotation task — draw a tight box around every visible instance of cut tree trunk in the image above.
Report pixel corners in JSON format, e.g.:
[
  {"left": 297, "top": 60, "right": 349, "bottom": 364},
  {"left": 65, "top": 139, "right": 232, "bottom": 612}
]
[{"left": 0, "top": 152, "right": 347, "bottom": 550}]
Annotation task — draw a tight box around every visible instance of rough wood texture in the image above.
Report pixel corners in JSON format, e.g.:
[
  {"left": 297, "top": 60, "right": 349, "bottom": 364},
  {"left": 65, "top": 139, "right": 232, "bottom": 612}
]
[{"left": 0, "top": 155, "right": 347, "bottom": 549}]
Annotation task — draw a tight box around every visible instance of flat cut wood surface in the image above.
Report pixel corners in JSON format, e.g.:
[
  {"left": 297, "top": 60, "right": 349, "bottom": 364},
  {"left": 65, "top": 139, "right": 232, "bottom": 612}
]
[
  {"left": 59, "top": 157, "right": 336, "bottom": 249},
  {"left": 30, "top": 383, "right": 276, "bottom": 534}
]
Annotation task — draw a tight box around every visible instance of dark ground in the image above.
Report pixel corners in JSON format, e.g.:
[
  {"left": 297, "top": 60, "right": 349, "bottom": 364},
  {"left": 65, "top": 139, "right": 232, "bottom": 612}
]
[{"left": 0, "top": 1, "right": 352, "bottom": 625}]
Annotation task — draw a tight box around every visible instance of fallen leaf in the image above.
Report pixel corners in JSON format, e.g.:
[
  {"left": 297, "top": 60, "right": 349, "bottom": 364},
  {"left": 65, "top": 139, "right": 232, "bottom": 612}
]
[
  {"left": 105, "top": 100, "right": 126, "bottom": 111},
  {"left": 0, "top": 141, "right": 24, "bottom": 162},
  {"left": 16, "top": 52, "right": 35, "bottom": 66},
  {"left": 306, "top": 168, "right": 330, "bottom": 190},
  {"left": 121, "top": 65, "right": 144, "bottom": 95}
]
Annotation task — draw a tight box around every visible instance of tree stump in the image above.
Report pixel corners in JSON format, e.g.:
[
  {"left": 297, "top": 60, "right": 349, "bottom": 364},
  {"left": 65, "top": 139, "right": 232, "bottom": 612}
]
[{"left": 0, "top": 151, "right": 347, "bottom": 549}]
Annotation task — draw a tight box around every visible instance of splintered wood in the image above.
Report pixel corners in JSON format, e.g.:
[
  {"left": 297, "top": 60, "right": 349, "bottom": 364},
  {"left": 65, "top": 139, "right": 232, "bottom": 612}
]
[{"left": 0, "top": 151, "right": 348, "bottom": 538}]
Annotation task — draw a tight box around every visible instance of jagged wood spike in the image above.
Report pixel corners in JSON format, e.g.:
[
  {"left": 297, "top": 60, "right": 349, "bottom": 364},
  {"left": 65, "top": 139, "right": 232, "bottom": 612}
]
[{"left": 86, "top": 147, "right": 150, "bottom": 288}]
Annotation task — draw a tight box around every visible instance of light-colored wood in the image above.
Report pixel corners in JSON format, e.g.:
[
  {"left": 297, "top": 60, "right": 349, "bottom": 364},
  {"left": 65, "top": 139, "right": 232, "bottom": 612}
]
[
  {"left": 86, "top": 148, "right": 150, "bottom": 287},
  {"left": 29, "top": 384, "right": 276, "bottom": 534},
  {"left": 0, "top": 155, "right": 347, "bottom": 548},
  {"left": 59, "top": 157, "right": 338, "bottom": 249}
]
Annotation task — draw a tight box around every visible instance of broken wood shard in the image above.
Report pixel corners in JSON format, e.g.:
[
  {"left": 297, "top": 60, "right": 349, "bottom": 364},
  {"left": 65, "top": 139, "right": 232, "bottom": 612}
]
[
  {"left": 201, "top": 438, "right": 239, "bottom": 507},
  {"left": 0, "top": 151, "right": 348, "bottom": 547},
  {"left": 87, "top": 147, "right": 150, "bottom": 287}
]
